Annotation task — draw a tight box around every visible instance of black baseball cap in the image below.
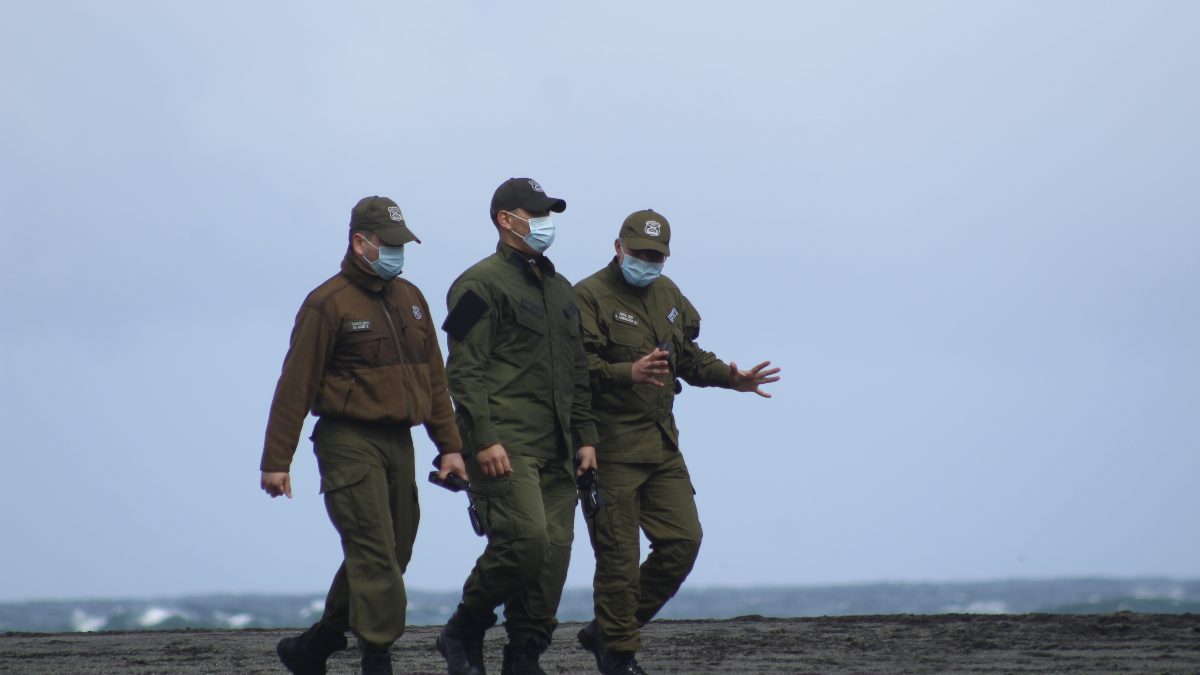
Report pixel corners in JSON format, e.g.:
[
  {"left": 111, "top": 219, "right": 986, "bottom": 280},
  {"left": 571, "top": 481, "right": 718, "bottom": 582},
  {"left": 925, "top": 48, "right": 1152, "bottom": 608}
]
[
  {"left": 349, "top": 196, "right": 421, "bottom": 245},
  {"left": 490, "top": 177, "right": 566, "bottom": 224},
  {"left": 619, "top": 209, "right": 670, "bottom": 255}
]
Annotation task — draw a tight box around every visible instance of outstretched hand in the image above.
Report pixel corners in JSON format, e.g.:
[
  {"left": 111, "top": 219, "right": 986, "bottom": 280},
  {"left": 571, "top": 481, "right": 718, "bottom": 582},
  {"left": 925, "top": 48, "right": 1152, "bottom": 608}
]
[{"left": 729, "top": 360, "right": 781, "bottom": 398}]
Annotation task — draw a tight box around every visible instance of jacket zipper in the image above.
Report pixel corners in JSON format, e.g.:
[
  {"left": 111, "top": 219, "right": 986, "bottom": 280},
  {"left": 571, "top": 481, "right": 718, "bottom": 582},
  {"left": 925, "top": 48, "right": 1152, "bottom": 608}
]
[
  {"left": 380, "top": 298, "right": 406, "bottom": 361},
  {"left": 342, "top": 376, "right": 356, "bottom": 416},
  {"left": 379, "top": 299, "right": 410, "bottom": 406}
]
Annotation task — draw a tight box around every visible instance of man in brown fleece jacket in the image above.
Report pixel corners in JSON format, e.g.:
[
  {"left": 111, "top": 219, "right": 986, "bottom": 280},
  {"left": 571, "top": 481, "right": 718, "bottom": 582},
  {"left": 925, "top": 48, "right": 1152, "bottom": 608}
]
[{"left": 259, "top": 196, "right": 467, "bottom": 675}]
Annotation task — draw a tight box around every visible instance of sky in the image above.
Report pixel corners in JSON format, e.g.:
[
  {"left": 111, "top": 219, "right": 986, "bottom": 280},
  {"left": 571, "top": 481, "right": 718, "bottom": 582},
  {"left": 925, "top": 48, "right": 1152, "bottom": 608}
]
[{"left": 1, "top": 1, "right": 1198, "bottom": 602}]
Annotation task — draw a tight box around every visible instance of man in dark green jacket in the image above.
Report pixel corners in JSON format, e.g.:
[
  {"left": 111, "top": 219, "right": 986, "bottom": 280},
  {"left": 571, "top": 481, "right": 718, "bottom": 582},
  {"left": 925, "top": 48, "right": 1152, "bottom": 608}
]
[
  {"left": 436, "top": 177, "right": 599, "bottom": 675},
  {"left": 573, "top": 209, "right": 780, "bottom": 675},
  {"left": 261, "top": 196, "right": 467, "bottom": 675}
]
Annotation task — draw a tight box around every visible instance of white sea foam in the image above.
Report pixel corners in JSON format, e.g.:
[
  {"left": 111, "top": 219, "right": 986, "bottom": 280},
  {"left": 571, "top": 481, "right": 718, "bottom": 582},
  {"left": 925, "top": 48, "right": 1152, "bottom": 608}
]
[
  {"left": 70, "top": 608, "right": 106, "bottom": 632},
  {"left": 941, "top": 600, "right": 1009, "bottom": 614},
  {"left": 300, "top": 598, "right": 325, "bottom": 619},
  {"left": 216, "top": 611, "right": 254, "bottom": 628},
  {"left": 138, "top": 607, "right": 178, "bottom": 627}
]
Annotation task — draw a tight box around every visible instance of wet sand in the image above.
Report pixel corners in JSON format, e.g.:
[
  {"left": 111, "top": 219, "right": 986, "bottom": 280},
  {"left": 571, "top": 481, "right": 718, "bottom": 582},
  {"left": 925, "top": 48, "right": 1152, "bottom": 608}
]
[{"left": 2, "top": 613, "right": 1198, "bottom": 673}]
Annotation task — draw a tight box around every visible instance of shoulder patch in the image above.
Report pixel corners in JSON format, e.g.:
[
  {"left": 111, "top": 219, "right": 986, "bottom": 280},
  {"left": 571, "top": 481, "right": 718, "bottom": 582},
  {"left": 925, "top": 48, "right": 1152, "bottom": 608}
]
[
  {"left": 442, "top": 289, "right": 489, "bottom": 342},
  {"left": 614, "top": 310, "right": 639, "bottom": 326},
  {"left": 564, "top": 301, "right": 579, "bottom": 319},
  {"left": 667, "top": 307, "right": 679, "bottom": 324},
  {"left": 346, "top": 320, "right": 373, "bottom": 332},
  {"left": 411, "top": 305, "right": 423, "bottom": 320}
]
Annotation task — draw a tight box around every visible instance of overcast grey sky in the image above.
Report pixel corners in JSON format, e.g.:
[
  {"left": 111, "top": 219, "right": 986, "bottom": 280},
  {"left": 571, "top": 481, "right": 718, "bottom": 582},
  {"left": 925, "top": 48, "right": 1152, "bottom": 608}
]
[{"left": 2, "top": 1, "right": 1198, "bottom": 602}]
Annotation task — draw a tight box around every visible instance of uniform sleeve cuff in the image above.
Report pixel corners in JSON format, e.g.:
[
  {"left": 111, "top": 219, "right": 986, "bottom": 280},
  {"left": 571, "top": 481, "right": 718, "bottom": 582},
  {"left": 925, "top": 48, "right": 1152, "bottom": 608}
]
[
  {"left": 611, "top": 362, "right": 634, "bottom": 386},
  {"left": 472, "top": 428, "right": 499, "bottom": 451},
  {"left": 574, "top": 425, "right": 599, "bottom": 448}
]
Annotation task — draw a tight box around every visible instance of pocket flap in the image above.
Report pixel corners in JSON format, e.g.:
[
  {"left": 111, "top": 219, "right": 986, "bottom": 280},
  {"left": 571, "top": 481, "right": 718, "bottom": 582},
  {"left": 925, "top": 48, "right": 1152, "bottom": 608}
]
[
  {"left": 513, "top": 300, "right": 548, "bottom": 334},
  {"left": 609, "top": 323, "right": 643, "bottom": 347},
  {"left": 319, "top": 464, "right": 371, "bottom": 494}
]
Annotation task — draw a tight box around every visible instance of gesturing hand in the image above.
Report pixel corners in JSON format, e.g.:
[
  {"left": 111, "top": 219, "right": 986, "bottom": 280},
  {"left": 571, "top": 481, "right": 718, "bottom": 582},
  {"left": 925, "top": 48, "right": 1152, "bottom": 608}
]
[
  {"left": 631, "top": 348, "right": 671, "bottom": 386},
  {"left": 729, "top": 360, "right": 782, "bottom": 398}
]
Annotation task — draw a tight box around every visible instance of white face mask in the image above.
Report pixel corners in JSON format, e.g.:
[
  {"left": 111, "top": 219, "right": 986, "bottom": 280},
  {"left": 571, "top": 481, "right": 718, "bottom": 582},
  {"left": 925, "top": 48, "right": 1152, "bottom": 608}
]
[{"left": 505, "top": 211, "right": 556, "bottom": 253}]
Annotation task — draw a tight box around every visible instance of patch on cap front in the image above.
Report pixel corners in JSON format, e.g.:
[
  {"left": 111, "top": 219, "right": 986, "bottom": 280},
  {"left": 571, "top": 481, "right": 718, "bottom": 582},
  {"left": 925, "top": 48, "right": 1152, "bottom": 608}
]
[
  {"left": 644, "top": 220, "right": 662, "bottom": 237},
  {"left": 388, "top": 206, "right": 405, "bottom": 222},
  {"left": 529, "top": 179, "right": 544, "bottom": 193}
]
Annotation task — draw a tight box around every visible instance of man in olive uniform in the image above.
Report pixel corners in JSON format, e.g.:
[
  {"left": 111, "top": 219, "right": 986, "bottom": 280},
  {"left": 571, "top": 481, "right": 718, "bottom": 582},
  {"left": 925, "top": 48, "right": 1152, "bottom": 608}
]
[
  {"left": 573, "top": 209, "right": 781, "bottom": 674},
  {"left": 260, "top": 196, "right": 468, "bottom": 675},
  {"left": 436, "top": 177, "right": 599, "bottom": 675}
]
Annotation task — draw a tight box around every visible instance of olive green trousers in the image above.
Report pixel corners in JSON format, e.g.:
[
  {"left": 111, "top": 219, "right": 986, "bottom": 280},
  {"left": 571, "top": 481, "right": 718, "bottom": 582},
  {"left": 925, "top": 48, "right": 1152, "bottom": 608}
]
[
  {"left": 311, "top": 418, "right": 419, "bottom": 647},
  {"left": 585, "top": 450, "right": 703, "bottom": 653},
  {"left": 459, "top": 453, "right": 577, "bottom": 645}
]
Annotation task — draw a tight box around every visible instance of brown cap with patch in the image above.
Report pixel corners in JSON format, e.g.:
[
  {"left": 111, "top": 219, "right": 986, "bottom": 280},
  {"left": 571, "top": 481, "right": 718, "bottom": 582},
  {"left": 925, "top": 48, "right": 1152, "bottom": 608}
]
[
  {"left": 618, "top": 209, "right": 670, "bottom": 255},
  {"left": 349, "top": 196, "right": 421, "bottom": 245}
]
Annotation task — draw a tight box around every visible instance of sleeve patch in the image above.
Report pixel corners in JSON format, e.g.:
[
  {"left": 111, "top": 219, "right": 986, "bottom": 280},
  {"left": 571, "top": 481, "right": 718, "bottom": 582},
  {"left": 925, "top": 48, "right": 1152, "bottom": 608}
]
[
  {"left": 442, "top": 289, "right": 489, "bottom": 342},
  {"left": 563, "top": 301, "right": 579, "bottom": 319}
]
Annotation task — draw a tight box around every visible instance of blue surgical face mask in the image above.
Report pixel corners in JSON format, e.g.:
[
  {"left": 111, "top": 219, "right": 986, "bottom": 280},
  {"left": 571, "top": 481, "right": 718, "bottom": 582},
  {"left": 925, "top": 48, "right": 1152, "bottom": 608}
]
[
  {"left": 506, "top": 211, "right": 556, "bottom": 253},
  {"left": 362, "top": 238, "right": 404, "bottom": 280},
  {"left": 619, "top": 250, "right": 664, "bottom": 287}
]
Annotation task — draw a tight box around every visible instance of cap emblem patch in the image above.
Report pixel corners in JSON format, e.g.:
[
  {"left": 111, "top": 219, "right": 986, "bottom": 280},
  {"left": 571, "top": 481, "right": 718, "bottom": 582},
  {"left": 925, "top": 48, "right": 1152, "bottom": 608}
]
[
  {"left": 644, "top": 220, "right": 662, "bottom": 237},
  {"left": 528, "top": 179, "right": 544, "bottom": 193},
  {"left": 387, "top": 206, "right": 405, "bottom": 222},
  {"left": 412, "top": 305, "right": 423, "bottom": 320}
]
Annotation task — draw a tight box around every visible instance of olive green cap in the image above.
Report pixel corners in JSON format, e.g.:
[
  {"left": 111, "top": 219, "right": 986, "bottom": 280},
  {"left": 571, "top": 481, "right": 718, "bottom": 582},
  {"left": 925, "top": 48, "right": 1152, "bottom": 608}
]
[
  {"left": 619, "top": 209, "right": 670, "bottom": 255},
  {"left": 349, "top": 196, "right": 421, "bottom": 245}
]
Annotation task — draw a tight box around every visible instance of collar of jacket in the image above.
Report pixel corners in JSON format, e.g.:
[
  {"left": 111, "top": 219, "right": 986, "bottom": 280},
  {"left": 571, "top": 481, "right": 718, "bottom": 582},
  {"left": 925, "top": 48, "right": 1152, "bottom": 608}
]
[
  {"left": 340, "top": 248, "right": 389, "bottom": 293},
  {"left": 606, "top": 255, "right": 650, "bottom": 295},
  {"left": 496, "top": 241, "right": 557, "bottom": 279}
]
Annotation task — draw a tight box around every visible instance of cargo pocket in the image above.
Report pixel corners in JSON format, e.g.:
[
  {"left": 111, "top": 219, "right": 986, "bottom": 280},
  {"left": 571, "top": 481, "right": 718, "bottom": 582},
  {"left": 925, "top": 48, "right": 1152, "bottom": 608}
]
[
  {"left": 469, "top": 476, "right": 512, "bottom": 537},
  {"left": 320, "top": 464, "right": 372, "bottom": 536},
  {"left": 590, "top": 487, "right": 628, "bottom": 552}
]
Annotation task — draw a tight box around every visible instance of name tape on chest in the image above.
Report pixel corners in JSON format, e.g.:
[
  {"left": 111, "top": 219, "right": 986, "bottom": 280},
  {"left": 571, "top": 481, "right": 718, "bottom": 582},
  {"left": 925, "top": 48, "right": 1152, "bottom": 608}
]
[
  {"left": 347, "top": 320, "right": 373, "bottom": 332},
  {"left": 614, "top": 310, "right": 640, "bottom": 326}
]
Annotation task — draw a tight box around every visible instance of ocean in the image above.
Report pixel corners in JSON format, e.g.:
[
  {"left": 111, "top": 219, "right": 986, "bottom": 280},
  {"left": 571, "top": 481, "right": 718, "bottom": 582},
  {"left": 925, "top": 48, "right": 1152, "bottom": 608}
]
[{"left": 1, "top": 578, "right": 1196, "bottom": 633}]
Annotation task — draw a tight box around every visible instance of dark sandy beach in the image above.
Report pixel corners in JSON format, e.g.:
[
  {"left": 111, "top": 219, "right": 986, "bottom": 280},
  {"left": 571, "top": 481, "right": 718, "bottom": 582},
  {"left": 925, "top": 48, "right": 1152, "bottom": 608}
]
[{"left": 2, "top": 613, "right": 1198, "bottom": 674}]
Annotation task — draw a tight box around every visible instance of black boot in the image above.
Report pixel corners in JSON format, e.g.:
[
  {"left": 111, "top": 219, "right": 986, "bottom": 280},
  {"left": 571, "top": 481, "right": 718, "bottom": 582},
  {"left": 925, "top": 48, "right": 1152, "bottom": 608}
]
[
  {"left": 605, "top": 651, "right": 647, "bottom": 675},
  {"left": 577, "top": 620, "right": 610, "bottom": 672},
  {"left": 360, "top": 643, "right": 393, "bottom": 675},
  {"left": 437, "top": 604, "right": 496, "bottom": 675},
  {"left": 276, "top": 622, "right": 348, "bottom": 675},
  {"left": 500, "top": 636, "right": 549, "bottom": 675}
]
